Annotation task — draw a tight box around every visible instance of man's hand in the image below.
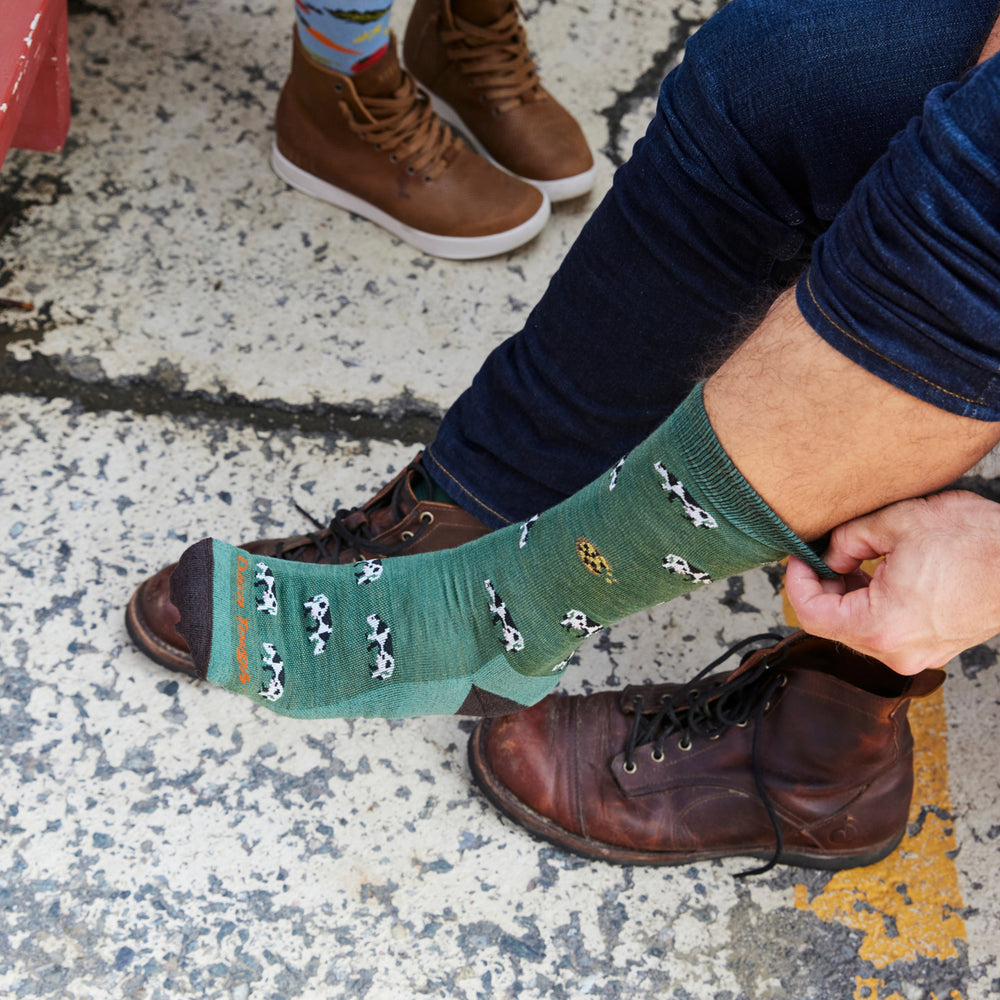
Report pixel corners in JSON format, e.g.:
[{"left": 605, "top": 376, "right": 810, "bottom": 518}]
[{"left": 784, "top": 491, "right": 1000, "bottom": 674}]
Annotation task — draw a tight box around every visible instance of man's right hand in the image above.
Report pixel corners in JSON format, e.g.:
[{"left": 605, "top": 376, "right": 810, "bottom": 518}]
[{"left": 784, "top": 490, "right": 1000, "bottom": 674}]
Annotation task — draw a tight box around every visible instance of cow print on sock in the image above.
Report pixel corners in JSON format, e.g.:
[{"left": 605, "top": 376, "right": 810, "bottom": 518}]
[
  {"left": 354, "top": 558, "right": 383, "bottom": 585},
  {"left": 303, "top": 593, "right": 332, "bottom": 655},
  {"left": 366, "top": 613, "right": 395, "bottom": 680},
  {"left": 653, "top": 463, "right": 718, "bottom": 529},
  {"left": 561, "top": 609, "right": 603, "bottom": 638},
  {"left": 518, "top": 514, "right": 539, "bottom": 550},
  {"left": 484, "top": 579, "right": 525, "bottom": 651},
  {"left": 609, "top": 457, "right": 625, "bottom": 491},
  {"left": 662, "top": 553, "right": 712, "bottom": 585},
  {"left": 255, "top": 562, "right": 278, "bottom": 615},
  {"left": 259, "top": 642, "right": 286, "bottom": 701}
]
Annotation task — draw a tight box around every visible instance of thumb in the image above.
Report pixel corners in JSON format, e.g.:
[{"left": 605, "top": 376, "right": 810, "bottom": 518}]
[
  {"left": 784, "top": 555, "right": 874, "bottom": 639},
  {"left": 821, "top": 508, "right": 901, "bottom": 574}
]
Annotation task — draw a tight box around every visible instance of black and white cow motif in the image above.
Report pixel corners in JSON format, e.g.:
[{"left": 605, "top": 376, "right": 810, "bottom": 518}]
[
  {"left": 254, "top": 562, "right": 278, "bottom": 616},
  {"left": 560, "top": 609, "right": 603, "bottom": 638},
  {"left": 365, "top": 613, "right": 395, "bottom": 680},
  {"left": 662, "top": 553, "right": 713, "bottom": 585},
  {"left": 609, "top": 456, "right": 626, "bottom": 491},
  {"left": 518, "top": 514, "right": 539, "bottom": 550},
  {"left": 484, "top": 579, "right": 525, "bottom": 652},
  {"left": 354, "top": 558, "right": 383, "bottom": 586},
  {"left": 303, "top": 593, "right": 332, "bottom": 655},
  {"left": 258, "top": 642, "right": 286, "bottom": 701},
  {"left": 653, "top": 462, "right": 718, "bottom": 529}
]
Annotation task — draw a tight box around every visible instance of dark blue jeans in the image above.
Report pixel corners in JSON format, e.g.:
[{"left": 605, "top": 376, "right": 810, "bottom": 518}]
[{"left": 425, "top": 0, "right": 1000, "bottom": 527}]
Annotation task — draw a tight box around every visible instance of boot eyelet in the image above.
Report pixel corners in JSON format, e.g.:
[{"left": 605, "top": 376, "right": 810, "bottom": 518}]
[
  {"left": 709, "top": 733, "right": 720, "bottom": 741},
  {"left": 622, "top": 760, "right": 637, "bottom": 775},
  {"left": 407, "top": 166, "right": 415, "bottom": 174},
  {"left": 419, "top": 511, "right": 434, "bottom": 524},
  {"left": 390, "top": 154, "right": 398, "bottom": 163},
  {"left": 335, "top": 83, "right": 343, "bottom": 91},
  {"left": 650, "top": 748, "right": 664, "bottom": 763},
  {"left": 375, "top": 143, "right": 382, "bottom": 150},
  {"left": 424, "top": 176, "right": 431, "bottom": 183},
  {"left": 677, "top": 737, "right": 692, "bottom": 752},
  {"left": 737, "top": 720, "right": 748, "bottom": 728},
  {"left": 764, "top": 701, "right": 771, "bottom": 713},
  {"left": 778, "top": 674, "right": 787, "bottom": 687},
  {"left": 401, "top": 530, "right": 415, "bottom": 540}
]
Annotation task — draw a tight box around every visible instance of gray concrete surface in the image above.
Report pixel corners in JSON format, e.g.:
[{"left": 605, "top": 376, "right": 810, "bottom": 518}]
[{"left": 1, "top": 0, "right": 999, "bottom": 998}]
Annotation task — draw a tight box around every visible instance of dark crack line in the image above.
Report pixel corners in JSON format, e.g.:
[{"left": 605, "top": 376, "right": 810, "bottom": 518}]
[
  {"left": 598, "top": 3, "right": 726, "bottom": 168},
  {"left": 67, "top": 0, "right": 120, "bottom": 25},
  {"left": 0, "top": 350, "right": 441, "bottom": 444}
]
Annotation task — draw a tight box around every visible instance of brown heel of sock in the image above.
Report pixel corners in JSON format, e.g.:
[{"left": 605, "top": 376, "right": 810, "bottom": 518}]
[{"left": 169, "top": 537, "right": 216, "bottom": 680}]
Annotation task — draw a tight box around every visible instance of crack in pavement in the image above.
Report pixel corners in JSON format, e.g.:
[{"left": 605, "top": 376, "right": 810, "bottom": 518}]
[
  {"left": 0, "top": 349, "right": 442, "bottom": 444},
  {"left": 598, "top": 3, "right": 725, "bottom": 167}
]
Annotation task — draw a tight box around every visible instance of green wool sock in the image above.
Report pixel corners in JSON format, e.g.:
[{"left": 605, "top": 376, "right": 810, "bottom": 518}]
[{"left": 171, "top": 385, "right": 831, "bottom": 719}]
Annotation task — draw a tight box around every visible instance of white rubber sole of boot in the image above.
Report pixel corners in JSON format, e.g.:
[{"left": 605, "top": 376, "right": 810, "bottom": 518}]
[
  {"left": 270, "top": 145, "right": 550, "bottom": 260},
  {"left": 425, "top": 91, "right": 597, "bottom": 203}
]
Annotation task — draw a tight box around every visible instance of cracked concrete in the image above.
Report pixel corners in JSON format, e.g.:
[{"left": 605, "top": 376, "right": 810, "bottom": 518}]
[{"left": 2, "top": 0, "right": 1000, "bottom": 998}]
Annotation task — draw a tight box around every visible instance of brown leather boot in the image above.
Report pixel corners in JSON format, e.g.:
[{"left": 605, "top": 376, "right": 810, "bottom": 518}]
[
  {"left": 125, "top": 453, "right": 491, "bottom": 675},
  {"left": 469, "top": 632, "right": 945, "bottom": 872},
  {"left": 403, "top": 0, "right": 595, "bottom": 201},
  {"left": 271, "top": 32, "right": 549, "bottom": 259}
]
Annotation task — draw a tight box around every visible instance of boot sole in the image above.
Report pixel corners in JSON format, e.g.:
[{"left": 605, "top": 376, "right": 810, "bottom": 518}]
[
  {"left": 124, "top": 576, "right": 199, "bottom": 676},
  {"left": 423, "top": 91, "right": 597, "bottom": 203},
  {"left": 468, "top": 717, "right": 906, "bottom": 872},
  {"left": 270, "top": 145, "right": 550, "bottom": 260}
]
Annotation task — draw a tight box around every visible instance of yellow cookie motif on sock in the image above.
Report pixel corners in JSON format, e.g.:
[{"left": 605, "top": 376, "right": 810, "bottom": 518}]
[{"left": 576, "top": 537, "right": 618, "bottom": 583}]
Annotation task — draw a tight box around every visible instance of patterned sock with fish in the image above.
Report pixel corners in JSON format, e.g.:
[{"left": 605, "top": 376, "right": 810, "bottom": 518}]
[{"left": 169, "top": 384, "right": 832, "bottom": 719}]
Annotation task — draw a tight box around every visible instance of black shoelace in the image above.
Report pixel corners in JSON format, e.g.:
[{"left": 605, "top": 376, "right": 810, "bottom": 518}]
[
  {"left": 621, "top": 633, "right": 791, "bottom": 877},
  {"left": 276, "top": 464, "right": 435, "bottom": 563}
]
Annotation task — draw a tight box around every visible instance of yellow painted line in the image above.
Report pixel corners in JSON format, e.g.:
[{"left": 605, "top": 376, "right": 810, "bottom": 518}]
[
  {"left": 781, "top": 561, "right": 966, "bottom": 969},
  {"left": 852, "top": 985, "right": 964, "bottom": 1000}
]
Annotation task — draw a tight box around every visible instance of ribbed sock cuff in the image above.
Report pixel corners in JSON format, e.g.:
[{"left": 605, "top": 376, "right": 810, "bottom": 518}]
[{"left": 672, "top": 384, "right": 835, "bottom": 578}]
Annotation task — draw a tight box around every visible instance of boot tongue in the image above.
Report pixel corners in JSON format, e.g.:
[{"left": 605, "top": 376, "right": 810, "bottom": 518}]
[
  {"left": 352, "top": 40, "right": 403, "bottom": 97},
  {"left": 452, "top": 0, "right": 515, "bottom": 26},
  {"left": 364, "top": 468, "right": 420, "bottom": 536}
]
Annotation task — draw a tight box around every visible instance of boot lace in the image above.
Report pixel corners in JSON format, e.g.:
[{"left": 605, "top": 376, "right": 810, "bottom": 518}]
[
  {"left": 342, "top": 73, "right": 458, "bottom": 180},
  {"left": 274, "top": 463, "right": 436, "bottom": 563},
  {"left": 442, "top": 4, "right": 541, "bottom": 111},
  {"left": 621, "top": 633, "right": 792, "bottom": 877}
]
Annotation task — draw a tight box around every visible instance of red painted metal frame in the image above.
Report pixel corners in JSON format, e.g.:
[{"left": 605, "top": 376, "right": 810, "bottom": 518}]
[{"left": 0, "top": 0, "right": 71, "bottom": 169}]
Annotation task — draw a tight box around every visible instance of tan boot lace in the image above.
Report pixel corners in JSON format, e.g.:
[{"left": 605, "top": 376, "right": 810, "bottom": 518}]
[
  {"left": 441, "top": 4, "right": 542, "bottom": 112},
  {"left": 341, "top": 73, "right": 460, "bottom": 181}
]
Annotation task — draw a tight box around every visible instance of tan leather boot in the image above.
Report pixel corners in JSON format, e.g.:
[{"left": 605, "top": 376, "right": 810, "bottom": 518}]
[
  {"left": 469, "top": 632, "right": 945, "bottom": 872},
  {"left": 403, "top": 0, "right": 595, "bottom": 201},
  {"left": 271, "top": 32, "right": 548, "bottom": 258},
  {"left": 125, "top": 453, "right": 491, "bottom": 675}
]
